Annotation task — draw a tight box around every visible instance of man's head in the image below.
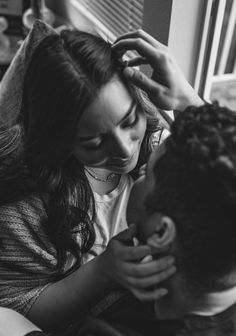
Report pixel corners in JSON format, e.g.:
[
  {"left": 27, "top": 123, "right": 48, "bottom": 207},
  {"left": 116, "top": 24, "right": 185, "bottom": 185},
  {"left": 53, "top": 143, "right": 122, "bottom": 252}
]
[{"left": 127, "top": 103, "right": 236, "bottom": 295}]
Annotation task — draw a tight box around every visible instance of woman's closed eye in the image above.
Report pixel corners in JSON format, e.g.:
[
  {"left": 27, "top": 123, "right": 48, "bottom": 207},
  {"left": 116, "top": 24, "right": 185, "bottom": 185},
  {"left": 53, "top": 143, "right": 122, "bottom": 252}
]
[
  {"left": 122, "top": 110, "right": 139, "bottom": 129},
  {"left": 82, "top": 139, "right": 103, "bottom": 151}
]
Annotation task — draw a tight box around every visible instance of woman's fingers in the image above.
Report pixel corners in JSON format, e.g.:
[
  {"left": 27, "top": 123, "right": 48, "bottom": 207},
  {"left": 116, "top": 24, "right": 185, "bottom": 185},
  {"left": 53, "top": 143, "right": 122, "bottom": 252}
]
[
  {"left": 112, "top": 241, "right": 152, "bottom": 261},
  {"left": 131, "top": 287, "right": 168, "bottom": 301},
  {"left": 123, "top": 67, "right": 165, "bottom": 96},
  {"left": 113, "top": 29, "right": 203, "bottom": 111},
  {"left": 108, "top": 227, "right": 176, "bottom": 297},
  {"left": 127, "top": 56, "right": 148, "bottom": 67},
  {"left": 123, "top": 67, "right": 178, "bottom": 116},
  {"left": 122, "top": 265, "right": 176, "bottom": 289},
  {"left": 113, "top": 38, "right": 162, "bottom": 67},
  {"left": 114, "top": 29, "right": 165, "bottom": 50},
  {"left": 122, "top": 256, "right": 175, "bottom": 277},
  {"left": 123, "top": 67, "right": 174, "bottom": 116}
]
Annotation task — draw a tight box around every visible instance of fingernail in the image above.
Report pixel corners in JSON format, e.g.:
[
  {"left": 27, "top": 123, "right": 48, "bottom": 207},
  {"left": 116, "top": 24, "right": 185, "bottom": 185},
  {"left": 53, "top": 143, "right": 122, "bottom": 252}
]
[
  {"left": 123, "top": 67, "right": 134, "bottom": 76},
  {"left": 141, "top": 254, "right": 153, "bottom": 263},
  {"left": 167, "top": 257, "right": 175, "bottom": 265},
  {"left": 169, "top": 266, "right": 177, "bottom": 274},
  {"left": 158, "top": 289, "right": 168, "bottom": 297}
]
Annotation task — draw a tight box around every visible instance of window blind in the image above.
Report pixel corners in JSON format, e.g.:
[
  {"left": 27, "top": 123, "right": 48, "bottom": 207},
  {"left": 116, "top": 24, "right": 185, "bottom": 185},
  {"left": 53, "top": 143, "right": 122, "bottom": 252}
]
[{"left": 71, "top": 0, "right": 144, "bottom": 39}]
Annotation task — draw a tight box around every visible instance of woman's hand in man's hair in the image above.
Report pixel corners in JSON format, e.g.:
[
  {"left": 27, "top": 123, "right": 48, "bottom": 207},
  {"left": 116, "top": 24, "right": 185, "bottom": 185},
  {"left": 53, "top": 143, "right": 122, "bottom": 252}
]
[{"left": 112, "top": 30, "right": 203, "bottom": 112}]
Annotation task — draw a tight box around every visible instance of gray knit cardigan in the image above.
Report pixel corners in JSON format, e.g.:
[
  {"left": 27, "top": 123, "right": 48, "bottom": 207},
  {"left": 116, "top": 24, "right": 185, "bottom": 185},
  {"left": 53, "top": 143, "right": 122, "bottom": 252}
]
[{"left": 0, "top": 195, "right": 61, "bottom": 316}]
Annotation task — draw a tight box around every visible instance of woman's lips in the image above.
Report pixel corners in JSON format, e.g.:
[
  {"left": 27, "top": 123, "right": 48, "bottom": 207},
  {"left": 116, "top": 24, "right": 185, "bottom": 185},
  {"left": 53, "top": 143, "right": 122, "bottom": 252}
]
[{"left": 109, "top": 153, "right": 136, "bottom": 167}]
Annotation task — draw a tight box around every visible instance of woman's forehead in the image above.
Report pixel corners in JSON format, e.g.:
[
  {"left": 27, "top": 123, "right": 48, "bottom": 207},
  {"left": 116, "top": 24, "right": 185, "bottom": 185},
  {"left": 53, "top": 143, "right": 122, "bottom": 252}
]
[{"left": 76, "top": 78, "right": 134, "bottom": 138}]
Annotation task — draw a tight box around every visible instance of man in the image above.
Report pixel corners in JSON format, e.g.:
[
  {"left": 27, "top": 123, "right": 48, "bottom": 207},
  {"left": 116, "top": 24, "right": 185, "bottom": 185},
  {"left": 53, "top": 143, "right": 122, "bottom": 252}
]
[{"left": 125, "top": 102, "right": 236, "bottom": 335}]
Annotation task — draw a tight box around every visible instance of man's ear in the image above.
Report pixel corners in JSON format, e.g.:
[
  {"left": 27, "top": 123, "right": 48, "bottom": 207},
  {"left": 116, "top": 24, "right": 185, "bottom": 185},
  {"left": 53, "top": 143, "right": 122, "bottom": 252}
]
[{"left": 147, "top": 214, "right": 176, "bottom": 252}]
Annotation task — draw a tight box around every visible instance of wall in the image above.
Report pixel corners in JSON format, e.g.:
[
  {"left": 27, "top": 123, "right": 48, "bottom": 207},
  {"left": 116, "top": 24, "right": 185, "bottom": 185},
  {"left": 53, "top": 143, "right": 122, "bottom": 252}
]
[
  {"left": 168, "top": 0, "right": 206, "bottom": 85},
  {"left": 142, "top": 0, "right": 173, "bottom": 45},
  {"left": 141, "top": 0, "right": 206, "bottom": 85}
]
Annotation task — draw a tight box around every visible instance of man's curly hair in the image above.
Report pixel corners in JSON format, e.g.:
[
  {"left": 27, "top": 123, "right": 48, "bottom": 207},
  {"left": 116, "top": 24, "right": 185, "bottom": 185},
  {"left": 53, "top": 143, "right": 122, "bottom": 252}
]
[{"left": 145, "top": 103, "right": 236, "bottom": 293}]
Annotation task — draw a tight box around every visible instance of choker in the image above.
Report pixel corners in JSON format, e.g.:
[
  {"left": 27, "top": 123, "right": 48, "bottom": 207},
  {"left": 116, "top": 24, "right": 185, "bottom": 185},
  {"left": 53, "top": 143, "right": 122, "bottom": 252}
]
[{"left": 85, "top": 167, "right": 118, "bottom": 183}]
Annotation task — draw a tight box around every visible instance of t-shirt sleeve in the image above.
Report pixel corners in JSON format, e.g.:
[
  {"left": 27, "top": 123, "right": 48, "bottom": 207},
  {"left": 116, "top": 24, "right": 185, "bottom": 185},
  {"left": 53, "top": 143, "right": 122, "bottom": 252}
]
[{"left": 0, "top": 196, "right": 58, "bottom": 316}]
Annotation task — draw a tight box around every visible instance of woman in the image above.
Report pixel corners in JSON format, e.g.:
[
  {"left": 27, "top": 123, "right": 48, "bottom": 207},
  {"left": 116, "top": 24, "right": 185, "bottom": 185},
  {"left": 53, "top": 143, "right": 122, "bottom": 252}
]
[{"left": 0, "top": 27, "right": 175, "bottom": 331}]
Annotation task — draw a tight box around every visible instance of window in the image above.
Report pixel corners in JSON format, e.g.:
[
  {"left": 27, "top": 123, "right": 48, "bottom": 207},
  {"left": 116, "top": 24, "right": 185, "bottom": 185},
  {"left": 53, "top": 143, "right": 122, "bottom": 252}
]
[
  {"left": 70, "top": 0, "right": 144, "bottom": 41},
  {"left": 62, "top": 0, "right": 232, "bottom": 100},
  {"left": 194, "top": 0, "right": 236, "bottom": 110}
]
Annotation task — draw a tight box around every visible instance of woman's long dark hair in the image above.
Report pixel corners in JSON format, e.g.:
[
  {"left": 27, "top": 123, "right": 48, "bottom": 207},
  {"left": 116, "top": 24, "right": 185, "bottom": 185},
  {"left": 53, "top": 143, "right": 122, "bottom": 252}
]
[{"left": 0, "top": 30, "right": 160, "bottom": 274}]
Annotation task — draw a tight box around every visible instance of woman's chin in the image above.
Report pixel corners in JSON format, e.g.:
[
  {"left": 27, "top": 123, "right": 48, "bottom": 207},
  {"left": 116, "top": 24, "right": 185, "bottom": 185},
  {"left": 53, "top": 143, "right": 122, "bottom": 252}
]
[{"left": 109, "top": 155, "right": 139, "bottom": 174}]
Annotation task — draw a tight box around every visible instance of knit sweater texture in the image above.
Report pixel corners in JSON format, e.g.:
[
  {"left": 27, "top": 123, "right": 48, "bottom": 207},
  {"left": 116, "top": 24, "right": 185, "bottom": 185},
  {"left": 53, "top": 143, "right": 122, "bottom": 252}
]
[{"left": 0, "top": 195, "right": 58, "bottom": 315}]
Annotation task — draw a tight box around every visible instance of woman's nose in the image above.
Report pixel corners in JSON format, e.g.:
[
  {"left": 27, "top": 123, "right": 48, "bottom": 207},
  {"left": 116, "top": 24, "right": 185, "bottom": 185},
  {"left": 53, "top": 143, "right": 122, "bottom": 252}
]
[{"left": 112, "top": 132, "right": 134, "bottom": 159}]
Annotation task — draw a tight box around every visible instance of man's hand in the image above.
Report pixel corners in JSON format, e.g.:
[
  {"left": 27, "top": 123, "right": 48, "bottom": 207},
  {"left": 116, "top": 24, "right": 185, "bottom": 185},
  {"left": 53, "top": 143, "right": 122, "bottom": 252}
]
[{"left": 112, "top": 30, "right": 203, "bottom": 111}]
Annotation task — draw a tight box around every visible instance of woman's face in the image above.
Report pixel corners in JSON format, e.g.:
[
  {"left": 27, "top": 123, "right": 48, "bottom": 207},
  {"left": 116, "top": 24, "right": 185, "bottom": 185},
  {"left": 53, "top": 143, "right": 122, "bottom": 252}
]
[
  {"left": 126, "top": 142, "right": 166, "bottom": 242},
  {"left": 73, "top": 76, "right": 147, "bottom": 174}
]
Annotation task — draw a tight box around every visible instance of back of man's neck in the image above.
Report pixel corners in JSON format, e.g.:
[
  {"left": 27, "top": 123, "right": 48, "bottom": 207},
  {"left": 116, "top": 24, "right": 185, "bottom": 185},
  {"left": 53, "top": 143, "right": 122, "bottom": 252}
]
[
  {"left": 191, "top": 285, "right": 236, "bottom": 316},
  {"left": 155, "top": 275, "right": 236, "bottom": 319}
]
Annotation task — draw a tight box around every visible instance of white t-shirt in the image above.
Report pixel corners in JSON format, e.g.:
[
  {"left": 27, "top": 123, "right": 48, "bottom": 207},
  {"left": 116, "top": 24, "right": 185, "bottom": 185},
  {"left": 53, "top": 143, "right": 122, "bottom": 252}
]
[{"left": 81, "top": 174, "right": 134, "bottom": 264}]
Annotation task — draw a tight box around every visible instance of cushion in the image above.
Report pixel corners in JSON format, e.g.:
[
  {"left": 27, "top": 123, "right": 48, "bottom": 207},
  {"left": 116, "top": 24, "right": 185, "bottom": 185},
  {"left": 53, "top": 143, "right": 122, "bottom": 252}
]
[{"left": 0, "top": 20, "right": 58, "bottom": 126}]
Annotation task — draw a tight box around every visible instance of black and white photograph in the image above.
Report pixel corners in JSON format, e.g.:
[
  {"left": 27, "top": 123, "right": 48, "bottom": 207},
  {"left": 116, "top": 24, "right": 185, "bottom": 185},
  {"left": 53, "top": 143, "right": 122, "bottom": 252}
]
[{"left": 0, "top": 1, "right": 235, "bottom": 335}]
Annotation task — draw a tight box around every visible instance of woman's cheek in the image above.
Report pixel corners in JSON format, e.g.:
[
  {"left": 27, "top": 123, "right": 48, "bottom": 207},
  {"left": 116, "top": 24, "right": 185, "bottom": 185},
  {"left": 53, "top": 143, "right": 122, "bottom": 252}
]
[{"left": 73, "top": 148, "right": 108, "bottom": 166}]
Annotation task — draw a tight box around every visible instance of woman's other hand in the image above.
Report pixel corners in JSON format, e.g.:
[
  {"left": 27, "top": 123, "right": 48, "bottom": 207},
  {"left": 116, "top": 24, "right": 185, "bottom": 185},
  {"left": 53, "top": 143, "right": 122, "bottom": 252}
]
[
  {"left": 101, "top": 224, "right": 176, "bottom": 301},
  {"left": 112, "top": 30, "right": 203, "bottom": 112}
]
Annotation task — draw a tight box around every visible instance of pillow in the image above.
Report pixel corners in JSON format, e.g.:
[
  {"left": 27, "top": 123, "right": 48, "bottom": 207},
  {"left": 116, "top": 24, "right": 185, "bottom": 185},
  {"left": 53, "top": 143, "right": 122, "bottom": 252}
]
[{"left": 0, "top": 20, "right": 58, "bottom": 126}]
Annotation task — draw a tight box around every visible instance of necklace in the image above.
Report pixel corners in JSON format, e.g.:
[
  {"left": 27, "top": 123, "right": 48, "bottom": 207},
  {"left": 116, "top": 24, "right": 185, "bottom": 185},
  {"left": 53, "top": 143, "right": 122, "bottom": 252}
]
[{"left": 85, "top": 167, "right": 118, "bottom": 183}]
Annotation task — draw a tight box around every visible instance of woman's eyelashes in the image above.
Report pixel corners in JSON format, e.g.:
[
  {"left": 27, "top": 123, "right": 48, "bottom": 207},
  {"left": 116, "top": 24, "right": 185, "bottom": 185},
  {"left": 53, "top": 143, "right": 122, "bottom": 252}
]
[
  {"left": 83, "top": 140, "right": 103, "bottom": 151},
  {"left": 81, "top": 109, "right": 140, "bottom": 151},
  {"left": 122, "top": 110, "right": 139, "bottom": 129}
]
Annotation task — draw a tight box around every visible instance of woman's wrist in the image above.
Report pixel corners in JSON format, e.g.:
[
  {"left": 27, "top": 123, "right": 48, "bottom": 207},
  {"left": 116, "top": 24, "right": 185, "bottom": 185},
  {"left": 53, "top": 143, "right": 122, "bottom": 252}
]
[{"left": 95, "top": 252, "right": 119, "bottom": 291}]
